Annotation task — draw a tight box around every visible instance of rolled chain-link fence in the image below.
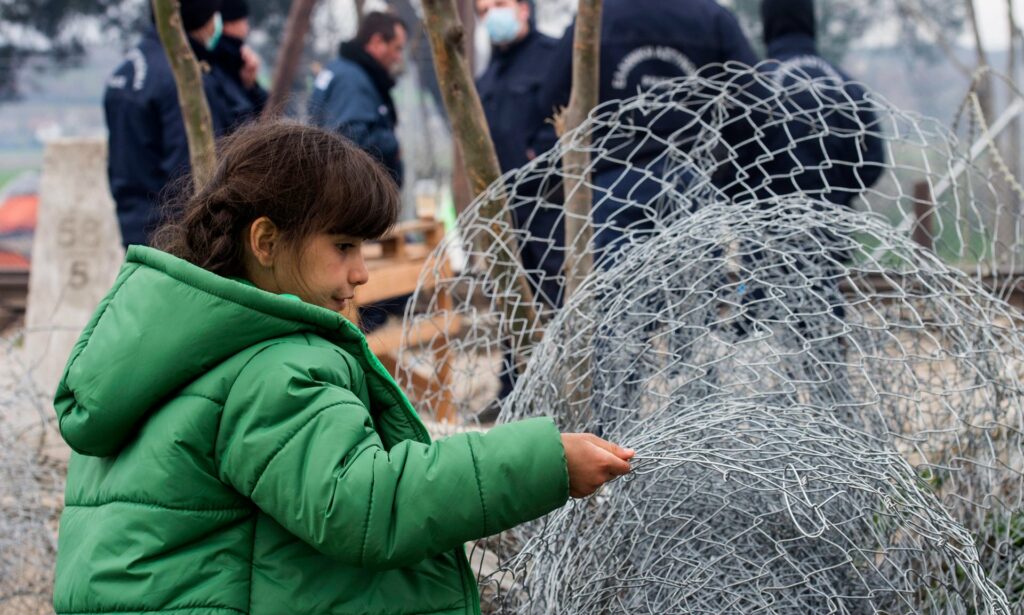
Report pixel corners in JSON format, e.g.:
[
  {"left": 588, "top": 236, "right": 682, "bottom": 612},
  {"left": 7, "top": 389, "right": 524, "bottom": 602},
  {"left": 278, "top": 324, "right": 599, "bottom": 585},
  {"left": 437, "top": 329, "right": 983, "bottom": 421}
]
[
  {"left": 398, "top": 64, "right": 1024, "bottom": 611},
  {"left": 0, "top": 330, "right": 65, "bottom": 615}
]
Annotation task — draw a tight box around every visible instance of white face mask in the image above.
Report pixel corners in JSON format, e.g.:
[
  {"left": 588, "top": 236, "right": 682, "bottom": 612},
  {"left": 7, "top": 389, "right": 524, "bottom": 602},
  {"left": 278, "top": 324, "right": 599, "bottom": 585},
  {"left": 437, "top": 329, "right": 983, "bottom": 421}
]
[{"left": 483, "top": 6, "right": 520, "bottom": 45}]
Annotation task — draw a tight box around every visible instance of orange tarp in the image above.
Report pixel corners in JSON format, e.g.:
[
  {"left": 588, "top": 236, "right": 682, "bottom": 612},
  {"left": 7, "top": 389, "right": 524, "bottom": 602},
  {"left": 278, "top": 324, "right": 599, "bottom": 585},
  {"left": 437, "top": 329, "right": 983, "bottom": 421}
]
[{"left": 0, "top": 195, "right": 38, "bottom": 233}]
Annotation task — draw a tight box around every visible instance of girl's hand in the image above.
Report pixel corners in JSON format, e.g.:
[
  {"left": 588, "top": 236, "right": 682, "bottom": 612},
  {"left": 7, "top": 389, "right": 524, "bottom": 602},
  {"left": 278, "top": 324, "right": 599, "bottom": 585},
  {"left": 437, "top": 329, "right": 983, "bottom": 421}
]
[
  {"left": 240, "top": 45, "right": 260, "bottom": 89},
  {"left": 561, "top": 433, "right": 634, "bottom": 498}
]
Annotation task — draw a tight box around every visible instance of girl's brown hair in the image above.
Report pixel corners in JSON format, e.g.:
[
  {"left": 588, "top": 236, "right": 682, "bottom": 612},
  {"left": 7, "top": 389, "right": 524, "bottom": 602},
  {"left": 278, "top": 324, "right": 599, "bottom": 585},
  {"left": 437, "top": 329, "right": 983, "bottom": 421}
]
[{"left": 152, "top": 120, "right": 401, "bottom": 277}]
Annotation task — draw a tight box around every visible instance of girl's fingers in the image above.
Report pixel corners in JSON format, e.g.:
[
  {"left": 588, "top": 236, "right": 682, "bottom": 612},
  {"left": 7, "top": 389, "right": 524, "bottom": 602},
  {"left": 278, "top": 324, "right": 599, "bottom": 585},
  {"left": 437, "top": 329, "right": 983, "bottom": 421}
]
[
  {"left": 587, "top": 435, "right": 635, "bottom": 460},
  {"left": 604, "top": 451, "right": 632, "bottom": 476}
]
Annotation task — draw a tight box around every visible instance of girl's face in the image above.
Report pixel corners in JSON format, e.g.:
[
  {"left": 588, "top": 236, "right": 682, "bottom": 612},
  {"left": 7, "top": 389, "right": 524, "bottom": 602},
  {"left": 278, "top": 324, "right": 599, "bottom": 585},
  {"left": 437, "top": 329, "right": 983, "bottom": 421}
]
[
  {"left": 245, "top": 218, "right": 370, "bottom": 313},
  {"left": 280, "top": 233, "right": 369, "bottom": 312}
]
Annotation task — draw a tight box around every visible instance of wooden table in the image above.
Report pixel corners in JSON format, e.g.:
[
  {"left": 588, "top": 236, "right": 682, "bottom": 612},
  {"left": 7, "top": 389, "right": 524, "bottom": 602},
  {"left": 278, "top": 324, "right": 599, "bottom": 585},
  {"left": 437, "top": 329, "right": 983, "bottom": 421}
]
[{"left": 344, "top": 219, "right": 460, "bottom": 422}]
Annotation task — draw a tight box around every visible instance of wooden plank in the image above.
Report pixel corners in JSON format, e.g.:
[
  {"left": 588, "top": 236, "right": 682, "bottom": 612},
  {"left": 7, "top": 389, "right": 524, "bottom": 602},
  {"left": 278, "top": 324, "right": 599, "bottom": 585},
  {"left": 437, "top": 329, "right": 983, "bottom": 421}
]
[
  {"left": 365, "top": 313, "right": 462, "bottom": 356},
  {"left": 357, "top": 260, "right": 426, "bottom": 304},
  {"left": 354, "top": 218, "right": 459, "bottom": 421},
  {"left": 911, "top": 181, "right": 935, "bottom": 252}
]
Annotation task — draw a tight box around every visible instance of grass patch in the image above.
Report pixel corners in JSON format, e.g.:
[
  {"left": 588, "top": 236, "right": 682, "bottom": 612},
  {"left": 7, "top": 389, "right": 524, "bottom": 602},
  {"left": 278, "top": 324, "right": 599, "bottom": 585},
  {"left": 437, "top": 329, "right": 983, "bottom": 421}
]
[{"left": 0, "top": 169, "right": 32, "bottom": 194}]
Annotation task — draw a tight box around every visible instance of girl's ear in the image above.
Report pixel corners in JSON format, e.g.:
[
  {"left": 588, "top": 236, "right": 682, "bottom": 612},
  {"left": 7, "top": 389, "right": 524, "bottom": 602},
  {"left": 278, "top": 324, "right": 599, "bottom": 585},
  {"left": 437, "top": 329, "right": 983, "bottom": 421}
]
[{"left": 248, "top": 216, "right": 280, "bottom": 268}]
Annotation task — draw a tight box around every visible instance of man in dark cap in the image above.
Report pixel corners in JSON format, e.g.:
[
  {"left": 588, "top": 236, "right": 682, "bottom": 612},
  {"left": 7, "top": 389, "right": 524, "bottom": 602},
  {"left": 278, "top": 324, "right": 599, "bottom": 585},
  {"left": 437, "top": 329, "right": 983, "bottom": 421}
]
[
  {"left": 211, "top": 0, "right": 268, "bottom": 128},
  {"left": 104, "top": 0, "right": 234, "bottom": 247},
  {"left": 757, "top": 0, "right": 884, "bottom": 208},
  {"left": 308, "top": 11, "right": 409, "bottom": 335},
  {"left": 735, "top": 0, "right": 886, "bottom": 345}
]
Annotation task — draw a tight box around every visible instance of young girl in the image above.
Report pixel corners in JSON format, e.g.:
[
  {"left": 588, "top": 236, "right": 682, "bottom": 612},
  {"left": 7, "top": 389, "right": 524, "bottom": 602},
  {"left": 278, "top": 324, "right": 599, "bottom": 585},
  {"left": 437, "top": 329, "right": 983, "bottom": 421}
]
[{"left": 52, "top": 121, "right": 633, "bottom": 615}]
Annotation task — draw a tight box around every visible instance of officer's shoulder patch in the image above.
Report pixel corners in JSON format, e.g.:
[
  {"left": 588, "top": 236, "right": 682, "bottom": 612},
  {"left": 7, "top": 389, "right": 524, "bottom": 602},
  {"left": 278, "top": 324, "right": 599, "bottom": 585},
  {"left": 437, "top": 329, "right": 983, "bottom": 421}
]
[
  {"left": 106, "top": 75, "right": 128, "bottom": 90},
  {"left": 125, "top": 48, "right": 148, "bottom": 91},
  {"left": 774, "top": 55, "right": 844, "bottom": 90},
  {"left": 314, "top": 69, "right": 335, "bottom": 91}
]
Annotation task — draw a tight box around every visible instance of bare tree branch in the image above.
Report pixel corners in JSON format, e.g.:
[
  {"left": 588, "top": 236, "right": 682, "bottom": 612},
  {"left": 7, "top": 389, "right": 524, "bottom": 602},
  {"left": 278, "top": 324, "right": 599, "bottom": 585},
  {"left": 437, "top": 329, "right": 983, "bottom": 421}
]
[
  {"left": 1006, "top": 0, "right": 1022, "bottom": 181},
  {"left": 151, "top": 0, "right": 216, "bottom": 189},
  {"left": 560, "top": 0, "right": 602, "bottom": 300},
  {"left": 895, "top": 0, "right": 973, "bottom": 77},
  {"left": 421, "top": 0, "right": 539, "bottom": 352},
  {"left": 963, "top": 0, "right": 994, "bottom": 119}
]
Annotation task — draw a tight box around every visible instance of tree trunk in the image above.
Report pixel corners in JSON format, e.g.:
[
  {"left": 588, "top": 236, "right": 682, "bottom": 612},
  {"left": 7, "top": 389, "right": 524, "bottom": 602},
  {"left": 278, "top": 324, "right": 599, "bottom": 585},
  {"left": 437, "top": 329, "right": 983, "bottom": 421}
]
[
  {"left": 450, "top": 0, "right": 477, "bottom": 216},
  {"left": 421, "top": 0, "right": 540, "bottom": 357},
  {"left": 561, "top": 0, "right": 602, "bottom": 300},
  {"left": 263, "top": 0, "right": 319, "bottom": 119},
  {"left": 151, "top": 0, "right": 216, "bottom": 189},
  {"left": 558, "top": 0, "right": 602, "bottom": 417},
  {"left": 1004, "top": 0, "right": 1024, "bottom": 273}
]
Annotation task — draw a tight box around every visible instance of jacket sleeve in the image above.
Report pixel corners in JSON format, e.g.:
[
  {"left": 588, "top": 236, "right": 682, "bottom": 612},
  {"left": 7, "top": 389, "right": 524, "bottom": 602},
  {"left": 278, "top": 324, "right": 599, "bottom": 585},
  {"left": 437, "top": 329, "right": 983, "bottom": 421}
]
[
  {"left": 528, "top": 118, "right": 560, "bottom": 159},
  {"left": 156, "top": 82, "right": 191, "bottom": 183},
  {"left": 246, "top": 83, "right": 269, "bottom": 115},
  {"left": 216, "top": 342, "right": 569, "bottom": 570},
  {"left": 310, "top": 72, "right": 399, "bottom": 162}
]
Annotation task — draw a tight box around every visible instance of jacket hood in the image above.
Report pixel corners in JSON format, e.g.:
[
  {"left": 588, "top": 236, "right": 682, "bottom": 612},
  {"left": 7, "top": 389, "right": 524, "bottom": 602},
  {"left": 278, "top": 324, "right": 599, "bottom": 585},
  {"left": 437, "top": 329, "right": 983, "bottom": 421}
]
[
  {"left": 761, "top": 0, "right": 815, "bottom": 45},
  {"left": 54, "top": 246, "right": 365, "bottom": 457}
]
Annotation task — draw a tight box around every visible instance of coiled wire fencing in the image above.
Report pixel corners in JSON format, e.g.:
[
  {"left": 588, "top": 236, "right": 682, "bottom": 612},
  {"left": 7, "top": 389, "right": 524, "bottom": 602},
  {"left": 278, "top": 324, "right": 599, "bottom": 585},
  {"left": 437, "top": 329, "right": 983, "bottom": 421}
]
[
  {"left": 397, "top": 63, "right": 1024, "bottom": 611},
  {"left": 0, "top": 331, "right": 64, "bottom": 615}
]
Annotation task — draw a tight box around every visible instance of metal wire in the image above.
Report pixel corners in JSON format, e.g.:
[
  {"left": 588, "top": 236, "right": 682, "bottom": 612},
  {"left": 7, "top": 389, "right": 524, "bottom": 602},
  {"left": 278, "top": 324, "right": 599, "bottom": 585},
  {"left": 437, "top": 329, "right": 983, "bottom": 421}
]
[
  {"left": 0, "top": 330, "right": 63, "bottom": 615},
  {"left": 399, "top": 64, "right": 1024, "bottom": 612}
]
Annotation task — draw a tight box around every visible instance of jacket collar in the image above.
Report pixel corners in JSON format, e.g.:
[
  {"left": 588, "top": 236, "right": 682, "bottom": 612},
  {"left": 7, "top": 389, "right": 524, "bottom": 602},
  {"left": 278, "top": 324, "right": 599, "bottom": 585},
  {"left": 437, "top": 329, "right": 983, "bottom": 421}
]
[
  {"left": 211, "top": 34, "right": 246, "bottom": 78},
  {"left": 54, "top": 246, "right": 371, "bottom": 457},
  {"left": 339, "top": 41, "right": 398, "bottom": 123}
]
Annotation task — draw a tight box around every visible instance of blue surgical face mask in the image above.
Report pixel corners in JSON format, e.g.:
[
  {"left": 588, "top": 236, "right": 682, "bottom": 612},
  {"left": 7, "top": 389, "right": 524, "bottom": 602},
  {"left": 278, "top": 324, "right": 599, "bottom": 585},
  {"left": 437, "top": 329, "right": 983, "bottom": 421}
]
[
  {"left": 484, "top": 7, "right": 520, "bottom": 45},
  {"left": 205, "top": 12, "right": 223, "bottom": 51}
]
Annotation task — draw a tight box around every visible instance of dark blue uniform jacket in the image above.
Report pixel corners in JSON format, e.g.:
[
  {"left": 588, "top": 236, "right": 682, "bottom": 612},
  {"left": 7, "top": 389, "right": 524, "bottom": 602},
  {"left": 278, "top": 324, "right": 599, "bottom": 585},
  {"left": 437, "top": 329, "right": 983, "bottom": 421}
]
[
  {"left": 210, "top": 34, "right": 268, "bottom": 130},
  {"left": 538, "top": 0, "right": 761, "bottom": 176},
  {"left": 477, "top": 29, "right": 564, "bottom": 306},
  {"left": 477, "top": 29, "right": 559, "bottom": 171},
  {"left": 104, "top": 28, "right": 233, "bottom": 246},
  {"left": 757, "top": 33, "right": 885, "bottom": 207}
]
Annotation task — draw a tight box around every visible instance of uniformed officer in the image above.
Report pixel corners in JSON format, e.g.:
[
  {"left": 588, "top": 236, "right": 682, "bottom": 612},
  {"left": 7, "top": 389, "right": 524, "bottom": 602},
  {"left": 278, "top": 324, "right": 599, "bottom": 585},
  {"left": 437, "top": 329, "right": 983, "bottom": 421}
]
[
  {"left": 210, "top": 0, "right": 268, "bottom": 129},
  {"left": 475, "top": 0, "right": 564, "bottom": 419},
  {"left": 539, "top": 0, "right": 762, "bottom": 267},
  {"left": 308, "top": 12, "right": 407, "bottom": 188},
  {"left": 104, "top": 0, "right": 234, "bottom": 247},
  {"left": 757, "top": 0, "right": 885, "bottom": 208},
  {"left": 738, "top": 0, "right": 887, "bottom": 331}
]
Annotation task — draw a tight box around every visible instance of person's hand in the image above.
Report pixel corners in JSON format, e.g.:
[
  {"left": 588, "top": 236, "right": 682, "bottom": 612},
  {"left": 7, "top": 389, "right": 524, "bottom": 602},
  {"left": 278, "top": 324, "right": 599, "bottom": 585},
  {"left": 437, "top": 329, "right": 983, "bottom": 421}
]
[
  {"left": 240, "top": 45, "right": 260, "bottom": 90},
  {"left": 561, "top": 433, "right": 634, "bottom": 498}
]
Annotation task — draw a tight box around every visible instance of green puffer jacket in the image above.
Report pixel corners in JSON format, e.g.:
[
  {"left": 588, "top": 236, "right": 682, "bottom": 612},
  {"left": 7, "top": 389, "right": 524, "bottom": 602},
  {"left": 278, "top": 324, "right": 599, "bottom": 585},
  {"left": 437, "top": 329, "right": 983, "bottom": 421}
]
[{"left": 52, "top": 246, "right": 569, "bottom": 615}]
